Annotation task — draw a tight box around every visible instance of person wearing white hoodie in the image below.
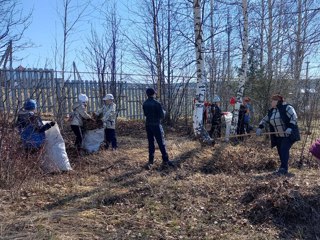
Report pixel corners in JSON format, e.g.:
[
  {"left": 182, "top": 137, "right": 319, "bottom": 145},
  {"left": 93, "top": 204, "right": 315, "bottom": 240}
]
[
  {"left": 70, "top": 94, "right": 92, "bottom": 150},
  {"left": 96, "top": 94, "right": 117, "bottom": 150}
]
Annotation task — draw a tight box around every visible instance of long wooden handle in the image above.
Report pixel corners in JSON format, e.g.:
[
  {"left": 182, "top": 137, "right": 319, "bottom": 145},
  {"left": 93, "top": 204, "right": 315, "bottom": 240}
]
[{"left": 216, "top": 131, "right": 287, "bottom": 140}]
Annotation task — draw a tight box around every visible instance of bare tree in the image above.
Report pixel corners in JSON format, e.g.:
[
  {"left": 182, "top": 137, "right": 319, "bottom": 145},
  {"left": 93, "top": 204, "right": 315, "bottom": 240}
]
[
  {"left": 58, "top": 0, "right": 89, "bottom": 81},
  {"left": 192, "top": 0, "right": 212, "bottom": 142},
  {"left": 54, "top": 0, "right": 89, "bottom": 127},
  {"left": 0, "top": 0, "right": 31, "bottom": 67},
  {"left": 81, "top": 1, "right": 122, "bottom": 105},
  {"left": 83, "top": 28, "right": 112, "bottom": 101},
  {"left": 126, "top": 0, "right": 195, "bottom": 124},
  {"left": 229, "top": 0, "right": 248, "bottom": 135}
]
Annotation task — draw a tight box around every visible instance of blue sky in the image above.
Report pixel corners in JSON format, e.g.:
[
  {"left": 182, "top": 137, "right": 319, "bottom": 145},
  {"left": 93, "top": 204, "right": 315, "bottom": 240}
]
[
  {"left": 14, "top": 0, "right": 320, "bottom": 78},
  {"left": 17, "top": 0, "right": 58, "bottom": 68},
  {"left": 15, "top": 0, "right": 130, "bottom": 72}
]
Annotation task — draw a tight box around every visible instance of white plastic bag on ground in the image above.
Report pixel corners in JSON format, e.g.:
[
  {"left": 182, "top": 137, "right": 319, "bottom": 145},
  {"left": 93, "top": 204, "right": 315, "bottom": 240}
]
[
  {"left": 42, "top": 121, "right": 73, "bottom": 173},
  {"left": 224, "top": 112, "right": 233, "bottom": 142},
  {"left": 82, "top": 128, "right": 104, "bottom": 153}
]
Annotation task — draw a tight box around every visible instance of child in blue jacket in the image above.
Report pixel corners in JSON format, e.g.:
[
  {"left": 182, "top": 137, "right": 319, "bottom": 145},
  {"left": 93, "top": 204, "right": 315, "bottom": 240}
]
[{"left": 16, "top": 99, "right": 55, "bottom": 151}]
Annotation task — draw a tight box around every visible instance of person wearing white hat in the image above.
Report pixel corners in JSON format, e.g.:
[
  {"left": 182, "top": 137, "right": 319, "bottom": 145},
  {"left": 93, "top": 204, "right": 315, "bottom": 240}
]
[
  {"left": 96, "top": 93, "right": 117, "bottom": 150},
  {"left": 70, "top": 93, "right": 92, "bottom": 150}
]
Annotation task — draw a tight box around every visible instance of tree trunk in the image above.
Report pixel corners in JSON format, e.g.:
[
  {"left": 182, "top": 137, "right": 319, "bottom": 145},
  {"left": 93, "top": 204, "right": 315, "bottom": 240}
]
[
  {"left": 152, "top": 0, "right": 163, "bottom": 102},
  {"left": 192, "top": 0, "right": 211, "bottom": 142},
  {"left": 230, "top": 0, "right": 248, "bottom": 135}
]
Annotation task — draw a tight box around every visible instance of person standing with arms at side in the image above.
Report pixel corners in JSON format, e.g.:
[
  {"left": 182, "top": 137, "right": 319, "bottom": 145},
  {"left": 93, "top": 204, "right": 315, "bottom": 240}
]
[
  {"left": 70, "top": 94, "right": 92, "bottom": 151},
  {"left": 96, "top": 94, "right": 117, "bottom": 151},
  {"left": 243, "top": 97, "right": 254, "bottom": 133},
  {"left": 237, "top": 103, "right": 247, "bottom": 141},
  {"left": 256, "top": 94, "right": 300, "bottom": 175},
  {"left": 209, "top": 96, "right": 222, "bottom": 139},
  {"left": 143, "top": 88, "right": 174, "bottom": 170}
]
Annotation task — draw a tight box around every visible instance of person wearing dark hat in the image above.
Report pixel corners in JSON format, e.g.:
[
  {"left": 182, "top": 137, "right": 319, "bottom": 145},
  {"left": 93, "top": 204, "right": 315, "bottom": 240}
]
[
  {"left": 256, "top": 94, "right": 300, "bottom": 175},
  {"left": 143, "top": 88, "right": 174, "bottom": 170},
  {"left": 16, "top": 99, "right": 55, "bottom": 151}
]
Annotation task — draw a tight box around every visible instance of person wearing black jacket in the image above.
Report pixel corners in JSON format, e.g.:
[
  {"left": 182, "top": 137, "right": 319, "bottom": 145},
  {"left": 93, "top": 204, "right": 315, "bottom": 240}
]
[
  {"left": 142, "top": 88, "right": 174, "bottom": 170},
  {"left": 209, "top": 96, "right": 222, "bottom": 138},
  {"left": 236, "top": 104, "right": 247, "bottom": 141}
]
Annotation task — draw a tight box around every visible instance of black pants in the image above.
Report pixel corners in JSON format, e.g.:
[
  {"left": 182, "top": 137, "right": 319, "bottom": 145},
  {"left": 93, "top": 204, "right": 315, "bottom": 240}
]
[
  {"left": 104, "top": 128, "right": 117, "bottom": 149},
  {"left": 209, "top": 123, "right": 221, "bottom": 138},
  {"left": 146, "top": 124, "right": 169, "bottom": 163},
  {"left": 71, "top": 125, "right": 83, "bottom": 148},
  {"left": 275, "top": 137, "right": 293, "bottom": 172}
]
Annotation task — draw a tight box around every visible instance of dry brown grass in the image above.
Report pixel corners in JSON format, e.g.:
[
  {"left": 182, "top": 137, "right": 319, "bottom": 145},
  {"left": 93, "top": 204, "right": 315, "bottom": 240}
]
[{"left": 1, "top": 120, "right": 320, "bottom": 239}]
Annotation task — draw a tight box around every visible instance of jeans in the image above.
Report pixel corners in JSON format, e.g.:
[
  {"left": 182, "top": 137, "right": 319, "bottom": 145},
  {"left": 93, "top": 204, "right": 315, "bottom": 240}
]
[
  {"left": 275, "top": 137, "right": 293, "bottom": 171},
  {"left": 104, "top": 128, "right": 117, "bottom": 149},
  {"left": 209, "top": 123, "right": 221, "bottom": 138},
  {"left": 146, "top": 124, "right": 169, "bottom": 163}
]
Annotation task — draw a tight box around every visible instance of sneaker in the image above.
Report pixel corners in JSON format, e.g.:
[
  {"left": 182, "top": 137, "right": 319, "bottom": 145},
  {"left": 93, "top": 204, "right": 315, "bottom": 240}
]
[
  {"left": 145, "top": 163, "right": 153, "bottom": 170},
  {"left": 275, "top": 168, "right": 288, "bottom": 175},
  {"left": 162, "top": 160, "right": 175, "bottom": 167}
]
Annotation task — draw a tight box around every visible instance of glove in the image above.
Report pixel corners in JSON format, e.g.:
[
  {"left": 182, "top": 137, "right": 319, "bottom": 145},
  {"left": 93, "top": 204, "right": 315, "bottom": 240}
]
[
  {"left": 50, "top": 121, "right": 56, "bottom": 127},
  {"left": 285, "top": 128, "right": 292, "bottom": 135},
  {"left": 40, "top": 123, "right": 52, "bottom": 132},
  {"left": 256, "top": 128, "right": 262, "bottom": 136}
]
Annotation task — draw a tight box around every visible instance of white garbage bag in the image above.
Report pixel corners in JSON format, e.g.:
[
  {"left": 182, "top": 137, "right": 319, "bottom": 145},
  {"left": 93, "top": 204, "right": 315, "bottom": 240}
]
[
  {"left": 42, "top": 121, "right": 73, "bottom": 173},
  {"left": 224, "top": 112, "right": 233, "bottom": 142},
  {"left": 82, "top": 128, "right": 104, "bottom": 153}
]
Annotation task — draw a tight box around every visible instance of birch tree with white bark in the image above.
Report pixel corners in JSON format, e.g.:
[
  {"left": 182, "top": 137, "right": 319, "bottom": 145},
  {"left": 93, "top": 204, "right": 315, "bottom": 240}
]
[
  {"left": 230, "top": 0, "right": 248, "bottom": 135},
  {"left": 192, "top": 0, "right": 212, "bottom": 142}
]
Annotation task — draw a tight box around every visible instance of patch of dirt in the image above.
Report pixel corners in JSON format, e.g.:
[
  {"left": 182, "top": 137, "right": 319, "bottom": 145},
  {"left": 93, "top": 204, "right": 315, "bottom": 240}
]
[{"left": 0, "top": 122, "right": 320, "bottom": 240}]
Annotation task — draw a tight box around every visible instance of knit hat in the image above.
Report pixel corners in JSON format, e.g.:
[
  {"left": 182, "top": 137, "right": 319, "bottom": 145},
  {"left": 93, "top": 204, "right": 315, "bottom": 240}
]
[
  {"left": 146, "top": 88, "right": 155, "bottom": 96},
  {"left": 79, "top": 93, "right": 88, "bottom": 103},
  {"left": 212, "top": 96, "right": 221, "bottom": 103},
  {"left": 229, "top": 97, "right": 236, "bottom": 105},
  {"left": 24, "top": 99, "right": 37, "bottom": 110},
  {"left": 103, "top": 94, "right": 114, "bottom": 100}
]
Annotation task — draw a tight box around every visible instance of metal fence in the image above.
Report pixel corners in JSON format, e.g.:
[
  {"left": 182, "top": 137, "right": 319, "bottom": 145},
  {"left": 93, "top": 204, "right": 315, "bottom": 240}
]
[{"left": 0, "top": 68, "right": 195, "bottom": 120}]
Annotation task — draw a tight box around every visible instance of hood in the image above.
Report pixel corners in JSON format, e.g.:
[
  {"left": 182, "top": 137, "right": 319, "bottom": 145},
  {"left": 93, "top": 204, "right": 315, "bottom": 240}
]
[
  {"left": 72, "top": 101, "right": 82, "bottom": 110},
  {"left": 18, "top": 109, "right": 34, "bottom": 115}
]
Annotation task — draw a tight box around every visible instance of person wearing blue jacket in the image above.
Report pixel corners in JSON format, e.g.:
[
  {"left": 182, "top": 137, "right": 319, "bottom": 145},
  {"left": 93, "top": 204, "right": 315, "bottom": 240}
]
[
  {"left": 16, "top": 99, "right": 55, "bottom": 152},
  {"left": 142, "top": 88, "right": 174, "bottom": 170}
]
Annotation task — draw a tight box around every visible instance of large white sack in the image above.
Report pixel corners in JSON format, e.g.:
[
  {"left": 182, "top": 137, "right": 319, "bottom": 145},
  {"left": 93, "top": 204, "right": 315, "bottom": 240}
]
[
  {"left": 224, "top": 112, "right": 233, "bottom": 142},
  {"left": 82, "top": 128, "right": 104, "bottom": 153},
  {"left": 42, "top": 121, "right": 73, "bottom": 173}
]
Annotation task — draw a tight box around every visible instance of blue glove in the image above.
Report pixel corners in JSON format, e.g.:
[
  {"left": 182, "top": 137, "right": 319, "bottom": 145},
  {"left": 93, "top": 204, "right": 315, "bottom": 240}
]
[
  {"left": 256, "top": 128, "right": 262, "bottom": 136},
  {"left": 285, "top": 128, "right": 292, "bottom": 135}
]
